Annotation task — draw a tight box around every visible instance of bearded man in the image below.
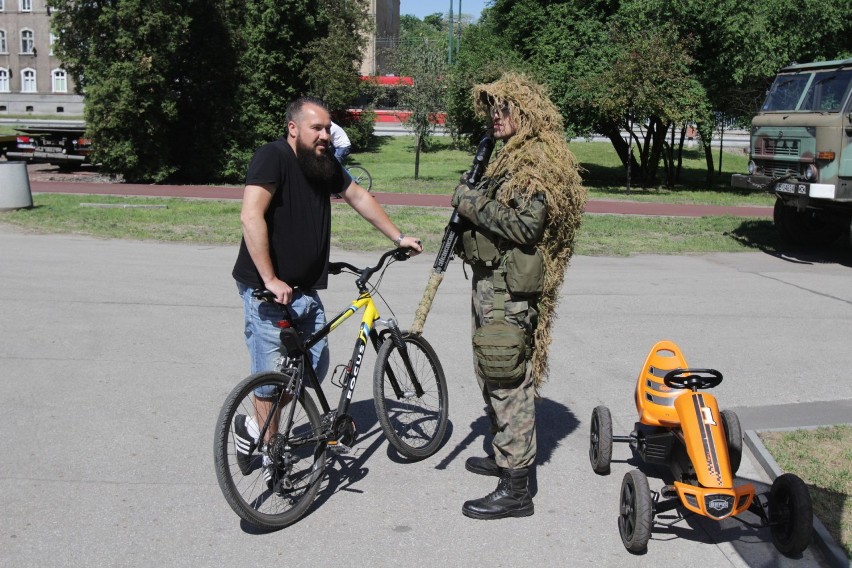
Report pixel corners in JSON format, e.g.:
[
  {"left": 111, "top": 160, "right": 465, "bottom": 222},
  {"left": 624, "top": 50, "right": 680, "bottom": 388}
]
[
  {"left": 231, "top": 96, "right": 421, "bottom": 488},
  {"left": 451, "top": 73, "right": 586, "bottom": 519}
]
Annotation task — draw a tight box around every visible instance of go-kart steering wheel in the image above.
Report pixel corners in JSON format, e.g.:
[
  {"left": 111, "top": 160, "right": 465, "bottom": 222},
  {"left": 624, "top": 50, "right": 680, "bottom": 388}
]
[{"left": 663, "top": 368, "right": 723, "bottom": 390}]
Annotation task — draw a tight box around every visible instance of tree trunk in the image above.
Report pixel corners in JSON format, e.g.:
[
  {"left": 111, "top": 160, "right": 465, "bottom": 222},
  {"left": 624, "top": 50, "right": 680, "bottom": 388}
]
[
  {"left": 676, "top": 123, "right": 686, "bottom": 183},
  {"left": 414, "top": 132, "right": 421, "bottom": 180},
  {"left": 601, "top": 122, "right": 642, "bottom": 184}
]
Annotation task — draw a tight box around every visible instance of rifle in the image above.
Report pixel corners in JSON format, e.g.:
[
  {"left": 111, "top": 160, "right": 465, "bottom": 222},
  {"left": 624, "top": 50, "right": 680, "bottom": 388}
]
[{"left": 410, "top": 132, "right": 495, "bottom": 335}]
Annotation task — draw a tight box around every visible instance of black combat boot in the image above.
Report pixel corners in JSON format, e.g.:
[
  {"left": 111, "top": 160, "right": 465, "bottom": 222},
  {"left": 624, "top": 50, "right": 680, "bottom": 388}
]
[
  {"left": 462, "top": 467, "right": 534, "bottom": 519},
  {"left": 465, "top": 455, "right": 502, "bottom": 477}
]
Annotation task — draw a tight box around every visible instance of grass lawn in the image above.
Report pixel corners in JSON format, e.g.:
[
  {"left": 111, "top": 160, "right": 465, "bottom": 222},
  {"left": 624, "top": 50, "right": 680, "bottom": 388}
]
[
  {"left": 0, "top": 194, "right": 791, "bottom": 256},
  {"left": 353, "top": 136, "right": 772, "bottom": 207},
  {"left": 759, "top": 425, "right": 852, "bottom": 560}
]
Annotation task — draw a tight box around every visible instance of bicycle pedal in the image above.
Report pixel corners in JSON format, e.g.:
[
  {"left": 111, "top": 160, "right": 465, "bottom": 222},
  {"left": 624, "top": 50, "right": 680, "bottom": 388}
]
[
  {"left": 660, "top": 485, "right": 678, "bottom": 499},
  {"left": 326, "top": 440, "right": 352, "bottom": 455}
]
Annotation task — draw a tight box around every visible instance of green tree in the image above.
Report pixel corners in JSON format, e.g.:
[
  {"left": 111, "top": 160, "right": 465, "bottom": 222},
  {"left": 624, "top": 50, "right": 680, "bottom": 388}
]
[
  {"left": 392, "top": 37, "right": 449, "bottom": 179},
  {"left": 444, "top": 9, "right": 525, "bottom": 146},
  {"left": 51, "top": 0, "right": 372, "bottom": 183},
  {"left": 302, "top": 0, "right": 371, "bottom": 112},
  {"left": 474, "top": 0, "right": 852, "bottom": 186},
  {"left": 50, "top": 0, "right": 194, "bottom": 182}
]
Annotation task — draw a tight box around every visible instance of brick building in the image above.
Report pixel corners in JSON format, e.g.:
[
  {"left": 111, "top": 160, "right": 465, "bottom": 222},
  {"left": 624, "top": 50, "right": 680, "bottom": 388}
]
[{"left": 0, "top": 0, "right": 84, "bottom": 115}]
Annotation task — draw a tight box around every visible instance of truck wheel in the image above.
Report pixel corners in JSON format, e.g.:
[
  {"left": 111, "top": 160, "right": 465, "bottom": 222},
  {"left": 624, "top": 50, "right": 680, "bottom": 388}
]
[
  {"left": 768, "top": 473, "right": 813, "bottom": 556},
  {"left": 773, "top": 198, "right": 843, "bottom": 246},
  {"left": 589, "top": 406, "right": 613, "bottom": 475},
  {"left": 721, "top": 409, "right": 742, "bottom": 476}
]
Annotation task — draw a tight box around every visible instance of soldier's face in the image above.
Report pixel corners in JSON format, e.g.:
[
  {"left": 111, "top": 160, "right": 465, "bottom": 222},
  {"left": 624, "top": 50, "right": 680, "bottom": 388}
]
[{"left": 491, "top": 102, "right": 516, "bottom": 140}]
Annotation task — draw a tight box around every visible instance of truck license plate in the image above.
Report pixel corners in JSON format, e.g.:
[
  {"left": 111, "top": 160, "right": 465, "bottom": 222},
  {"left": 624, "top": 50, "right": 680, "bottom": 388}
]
[{"left": 776, "top": 182, "right": 796, "bottom": 193}]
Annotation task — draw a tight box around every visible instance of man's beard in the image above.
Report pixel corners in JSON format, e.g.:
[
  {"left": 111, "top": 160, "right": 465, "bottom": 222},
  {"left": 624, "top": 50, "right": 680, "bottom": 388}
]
[{"left": 296, "top": 140, "right": 338, "bottom": 188}]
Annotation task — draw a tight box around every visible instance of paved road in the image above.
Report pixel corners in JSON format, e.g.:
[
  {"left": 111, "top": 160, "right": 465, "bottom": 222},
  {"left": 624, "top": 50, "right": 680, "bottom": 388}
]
[
  {"left": 28, "top": 179, "right": 774, "bottom": 218},
  {"left": 2, "top": 224, "right": 848, "bottom": 567}
]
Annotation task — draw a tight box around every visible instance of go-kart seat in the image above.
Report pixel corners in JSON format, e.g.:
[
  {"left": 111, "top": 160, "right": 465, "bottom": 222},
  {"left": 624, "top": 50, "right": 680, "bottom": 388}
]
[{"left": 635, "top": 340, "right": 690, "bottom": 427}]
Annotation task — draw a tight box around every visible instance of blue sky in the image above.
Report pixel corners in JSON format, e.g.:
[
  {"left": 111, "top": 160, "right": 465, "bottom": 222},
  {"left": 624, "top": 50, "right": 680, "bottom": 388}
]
[{"left": 399, "top": 0, "right": 490, "bottom": 21}]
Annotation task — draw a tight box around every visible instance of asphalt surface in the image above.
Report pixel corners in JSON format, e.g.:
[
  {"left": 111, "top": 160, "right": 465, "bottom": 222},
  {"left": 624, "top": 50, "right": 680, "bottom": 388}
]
[{"left": 2, "top": 211, "right": 850, "bottom": 566}]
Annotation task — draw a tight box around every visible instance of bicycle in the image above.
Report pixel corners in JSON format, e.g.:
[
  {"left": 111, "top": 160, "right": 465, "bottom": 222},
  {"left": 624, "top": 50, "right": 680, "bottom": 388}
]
[
  {"left": 213, "top": 247, "right": 449, "bottom": 530},
  {"left": 346, "top": 164, "right": 372, "bottom": 191}
]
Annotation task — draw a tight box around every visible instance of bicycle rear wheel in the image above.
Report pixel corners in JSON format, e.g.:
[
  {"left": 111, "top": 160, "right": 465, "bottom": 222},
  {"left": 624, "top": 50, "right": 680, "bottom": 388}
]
[
  {"left": 373, "top": 334, "right": 448, "bottom": 460},
  {"left": 214, "top": 371, "right": 326, "bottom": 530},
  {"left": 347, "top": 165, "right": 372, "bottom": 191}
]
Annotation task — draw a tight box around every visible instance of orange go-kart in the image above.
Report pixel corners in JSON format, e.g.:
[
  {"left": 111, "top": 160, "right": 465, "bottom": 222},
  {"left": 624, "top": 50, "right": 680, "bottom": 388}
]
[{"left": 589, "top": 340, "right": 812, "bottom": 555}]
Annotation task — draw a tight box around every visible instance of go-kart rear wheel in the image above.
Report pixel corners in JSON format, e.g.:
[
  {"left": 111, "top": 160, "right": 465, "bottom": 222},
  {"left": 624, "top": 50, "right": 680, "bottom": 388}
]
[
  {"left": 589, "top": 405, "right": 613, "bottom": 475},
  {"left": 768, "top": 473, "right": 813, "bottom": 556},
  {"left": 618, "top": 469, "right": 653, "bottom": 553},
  {"left": 721, "top": 409, "right": 742, "bottom": 476}
]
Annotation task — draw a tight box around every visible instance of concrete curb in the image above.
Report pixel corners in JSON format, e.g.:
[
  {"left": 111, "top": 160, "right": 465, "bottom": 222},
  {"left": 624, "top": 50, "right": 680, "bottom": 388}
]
[{"left": 744, "top": 428, "right": 850, "bottom": 568}]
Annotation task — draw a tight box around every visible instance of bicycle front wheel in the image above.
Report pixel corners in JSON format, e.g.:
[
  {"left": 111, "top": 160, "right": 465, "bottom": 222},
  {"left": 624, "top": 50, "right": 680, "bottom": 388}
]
[
  {"left": 373, "top": 334, "right": 448, "bottom": 460},
  {"left": 214, "top": 371, "right": 326, "bottom": 530},
  {"left": 347, "top": 165, "right": 372, "bottom": 191}
]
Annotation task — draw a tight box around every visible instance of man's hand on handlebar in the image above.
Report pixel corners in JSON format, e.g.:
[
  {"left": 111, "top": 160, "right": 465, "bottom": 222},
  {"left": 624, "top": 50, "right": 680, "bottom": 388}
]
[
  {"left": 397, "top": 236, "right": 423, "bottom": 256},
  {"left": 262, "top": 278, "right": 293, "bottom": 304}
]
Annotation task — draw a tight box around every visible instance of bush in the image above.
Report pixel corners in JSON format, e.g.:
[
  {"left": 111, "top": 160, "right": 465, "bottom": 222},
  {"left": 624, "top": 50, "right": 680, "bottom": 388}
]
[{"left": 341, "top": 106, "right": 377, "bottom": 152}]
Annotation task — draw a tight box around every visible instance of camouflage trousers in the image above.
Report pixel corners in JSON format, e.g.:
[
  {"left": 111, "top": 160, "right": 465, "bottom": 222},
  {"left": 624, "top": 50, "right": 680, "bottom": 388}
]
[{"left": 470, "top": 266, "right": 538, "bottom": 470}]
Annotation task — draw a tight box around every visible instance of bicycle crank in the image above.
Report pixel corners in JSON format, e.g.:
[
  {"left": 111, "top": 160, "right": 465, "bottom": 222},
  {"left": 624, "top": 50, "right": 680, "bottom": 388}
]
[{"left": 326, "top": 414, "right": 357, "bottom": 454}]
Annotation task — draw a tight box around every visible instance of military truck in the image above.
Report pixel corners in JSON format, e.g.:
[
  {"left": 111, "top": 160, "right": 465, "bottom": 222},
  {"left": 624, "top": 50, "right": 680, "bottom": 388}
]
[{"left": 731, "top": 59, "right": 852, "bottom": 245}]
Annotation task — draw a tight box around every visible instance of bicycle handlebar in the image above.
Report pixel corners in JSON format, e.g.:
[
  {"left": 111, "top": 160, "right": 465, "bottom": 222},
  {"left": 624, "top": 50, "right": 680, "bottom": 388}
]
[
  {"left": 330, "top": 246, "right": 414, "bottom": 289},
  {"left": 253, "top": 247, "right": 415, "bottom": 305}
]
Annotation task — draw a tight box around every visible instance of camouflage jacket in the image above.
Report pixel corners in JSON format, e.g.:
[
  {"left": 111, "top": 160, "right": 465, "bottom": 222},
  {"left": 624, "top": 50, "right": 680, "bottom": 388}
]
[{"left": 454, "top": 175, "right": 547, "bottom": 267}]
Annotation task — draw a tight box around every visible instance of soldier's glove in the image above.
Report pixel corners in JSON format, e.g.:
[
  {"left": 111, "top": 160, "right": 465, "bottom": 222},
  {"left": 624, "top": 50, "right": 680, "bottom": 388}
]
[{"left": 451, "top": 183, "right": 469, "bottom": 208}]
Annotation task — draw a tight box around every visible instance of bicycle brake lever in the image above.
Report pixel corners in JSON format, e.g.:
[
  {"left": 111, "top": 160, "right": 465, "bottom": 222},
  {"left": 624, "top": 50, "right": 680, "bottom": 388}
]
[
  {"left": 252, "top": 289, "right": 276, "bottom": 303},
  {"left": 393, "top": 247, "right": 414, "bottom": 261}
]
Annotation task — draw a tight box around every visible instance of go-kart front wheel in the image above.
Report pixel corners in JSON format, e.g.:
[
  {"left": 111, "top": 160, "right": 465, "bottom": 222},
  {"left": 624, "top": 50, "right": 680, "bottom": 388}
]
[
  {"left": 618, "top": 469, "right": 653, "bottom": 553},
  {"left": 589, "top": 405, "right": 613, "bottom": 475},
  {"left": 721, "top": 409, "right": 742, "bottom": 476},
  {"left": 768, "top": 473, "right": 813, "bottom": 556}
]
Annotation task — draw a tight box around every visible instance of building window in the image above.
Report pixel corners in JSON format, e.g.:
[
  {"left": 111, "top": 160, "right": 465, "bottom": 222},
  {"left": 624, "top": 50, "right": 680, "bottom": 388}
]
[
  {"left": 20, "top": 28, "right": 34, "bottom": 54},
  {"left": 52, "top": 68, "right": 66, "bottom": 92},
  {"left": 20, "top": 0, "right": 32, "bottom": 12},
  {"left": 21, "top": 68, "right": 35, "bottom": 92},
  {"left": 0, "top": 68, "right": 9, "bottom": 92},
  {"left": 50, "top": 32, "right": 57, "bottom": 55},
  {"left": 56, "top": 106, "right": 64, "bottom": 112},
  {"left": 0, "top": 30, "right": 6, "bottom": 53},
  {"left": 0, "top": 0, "right": 5, "bottom": 11}
]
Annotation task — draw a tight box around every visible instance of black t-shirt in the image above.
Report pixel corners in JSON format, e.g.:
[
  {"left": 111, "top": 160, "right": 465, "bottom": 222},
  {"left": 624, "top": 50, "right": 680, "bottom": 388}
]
[{"left": 232, "top": 138, "right": 351, "bottom": 290}]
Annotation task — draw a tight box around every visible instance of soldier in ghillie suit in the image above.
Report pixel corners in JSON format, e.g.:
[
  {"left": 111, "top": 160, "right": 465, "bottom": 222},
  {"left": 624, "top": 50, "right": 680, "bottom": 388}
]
[{"left": 451, "top": 72, "right": 586, "bottom": 519}]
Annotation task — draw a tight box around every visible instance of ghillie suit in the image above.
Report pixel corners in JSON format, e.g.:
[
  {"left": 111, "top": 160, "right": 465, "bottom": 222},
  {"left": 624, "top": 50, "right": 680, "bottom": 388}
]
[{"left": 472, "top": 73, "right": 587, "bottom": 390}]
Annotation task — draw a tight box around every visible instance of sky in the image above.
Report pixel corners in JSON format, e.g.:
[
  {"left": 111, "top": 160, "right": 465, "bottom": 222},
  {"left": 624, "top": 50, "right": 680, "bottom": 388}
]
[{"left": 399, "top": 0, "right": 490, "bottom": 22}]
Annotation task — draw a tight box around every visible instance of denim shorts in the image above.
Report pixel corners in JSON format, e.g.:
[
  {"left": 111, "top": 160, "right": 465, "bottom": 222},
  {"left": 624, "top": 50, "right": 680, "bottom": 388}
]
[{"left": 237, "top": 283, "right": 330, "bottom": 390}]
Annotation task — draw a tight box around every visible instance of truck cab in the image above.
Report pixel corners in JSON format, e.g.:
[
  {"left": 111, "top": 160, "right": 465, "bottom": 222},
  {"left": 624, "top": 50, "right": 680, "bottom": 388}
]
[{"left": 731, "top": 59, "right": 852, "bottom": 245}]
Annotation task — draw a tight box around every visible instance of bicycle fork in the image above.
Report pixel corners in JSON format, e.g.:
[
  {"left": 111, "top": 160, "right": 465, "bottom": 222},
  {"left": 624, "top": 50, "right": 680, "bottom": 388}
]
[{"left": 384, "top": 318, "right": 425, "bottom": 399}]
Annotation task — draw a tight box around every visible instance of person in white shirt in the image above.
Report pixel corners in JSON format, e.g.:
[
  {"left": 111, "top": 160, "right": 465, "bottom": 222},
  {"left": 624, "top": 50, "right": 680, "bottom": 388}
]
[{"left": 329, "top": 121, "right": 352, "bottom": 165}]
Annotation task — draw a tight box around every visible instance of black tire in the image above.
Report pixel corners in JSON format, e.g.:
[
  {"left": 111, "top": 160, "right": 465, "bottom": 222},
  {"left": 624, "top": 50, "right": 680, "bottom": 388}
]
[
  {"left": 768, "top": 473, "right": 813, "bottom": 556},
  {"left": 720, "top": 409, "right": 742, "bottom": 476},
  {"left": 373, "top": 334, "right": 448, "bottom": 460},
  {"left": 347, "top": 165, "right": 372, "bottom": 191},
  {"left": 214, "top": 371, "right": 326, "bottom": 530},
  {"left": 618, "top": 469, "right": 653, "bottom": 553},
  {"left": 773, "top": 198, "right": 843, "bottom": 246},
  {"left": 589, "top": 405, "right": 613, "bottom": 475}
]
